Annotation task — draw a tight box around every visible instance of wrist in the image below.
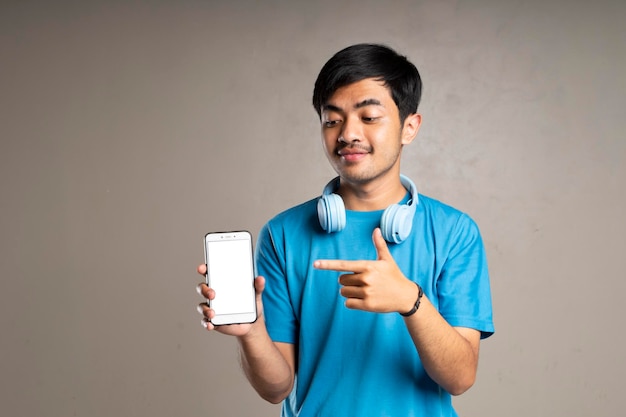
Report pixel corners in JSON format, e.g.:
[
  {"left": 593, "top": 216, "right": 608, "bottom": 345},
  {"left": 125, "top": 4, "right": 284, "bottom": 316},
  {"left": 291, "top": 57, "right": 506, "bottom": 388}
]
[
  {"left": 238, "top": 315, "right": 267, "bottom": 341},
  {"left": 399, "top": 282, "right": 423, "bottom": 317}
]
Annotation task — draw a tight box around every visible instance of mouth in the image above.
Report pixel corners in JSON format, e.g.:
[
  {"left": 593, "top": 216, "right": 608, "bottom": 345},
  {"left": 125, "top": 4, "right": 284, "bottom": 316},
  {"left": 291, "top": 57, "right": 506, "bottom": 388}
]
[{"left": 336, "top": 145, "right": 371, "bottom": 162}]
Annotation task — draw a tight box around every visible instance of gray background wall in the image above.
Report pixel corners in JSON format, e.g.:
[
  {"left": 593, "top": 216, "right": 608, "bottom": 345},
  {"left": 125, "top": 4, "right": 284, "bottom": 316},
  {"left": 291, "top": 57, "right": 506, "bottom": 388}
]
[{"left": 1, "top": 0, "right": 624, "bottom": 416}]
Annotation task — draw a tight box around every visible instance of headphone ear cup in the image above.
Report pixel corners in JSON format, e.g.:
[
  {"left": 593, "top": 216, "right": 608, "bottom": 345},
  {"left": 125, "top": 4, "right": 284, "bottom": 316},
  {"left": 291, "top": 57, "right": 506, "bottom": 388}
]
[
  {"left": 317, "top": 193, "right": 346, "bottom": 233},
  {"left": 381, "top": 204, "right": 413, "bottom": 243}
]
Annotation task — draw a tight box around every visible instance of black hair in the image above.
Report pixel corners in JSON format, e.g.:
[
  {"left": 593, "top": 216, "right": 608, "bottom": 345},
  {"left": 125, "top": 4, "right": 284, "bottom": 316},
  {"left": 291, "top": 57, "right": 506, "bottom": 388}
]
[{"left": 312, "top": 43, "right": 422, "bottom": 122}]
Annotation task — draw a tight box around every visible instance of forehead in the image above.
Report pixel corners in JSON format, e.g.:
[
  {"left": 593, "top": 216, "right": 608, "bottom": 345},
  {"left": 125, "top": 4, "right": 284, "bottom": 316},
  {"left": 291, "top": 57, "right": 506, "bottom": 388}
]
[{"left": 325, "top": 78, "right": 394, "bottom": 109}]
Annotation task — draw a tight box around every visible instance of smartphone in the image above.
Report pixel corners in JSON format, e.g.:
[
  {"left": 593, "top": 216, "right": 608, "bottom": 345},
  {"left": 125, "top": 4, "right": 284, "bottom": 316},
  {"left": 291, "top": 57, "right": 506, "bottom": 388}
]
[{"left": 203, "top": 231, "right": 257, "bottom": 326}]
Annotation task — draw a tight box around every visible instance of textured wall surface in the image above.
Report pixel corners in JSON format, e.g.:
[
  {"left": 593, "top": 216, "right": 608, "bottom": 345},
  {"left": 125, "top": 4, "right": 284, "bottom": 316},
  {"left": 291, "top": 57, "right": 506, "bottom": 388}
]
[{"left": 1, "top": 1, "right": 624, "bottom": 416}]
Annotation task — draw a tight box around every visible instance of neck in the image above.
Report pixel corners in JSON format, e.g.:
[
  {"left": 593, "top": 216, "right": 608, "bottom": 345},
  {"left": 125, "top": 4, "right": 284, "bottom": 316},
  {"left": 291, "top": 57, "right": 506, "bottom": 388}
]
[{"left": 338, "top": 175, "right": 407, "bottom": 211}]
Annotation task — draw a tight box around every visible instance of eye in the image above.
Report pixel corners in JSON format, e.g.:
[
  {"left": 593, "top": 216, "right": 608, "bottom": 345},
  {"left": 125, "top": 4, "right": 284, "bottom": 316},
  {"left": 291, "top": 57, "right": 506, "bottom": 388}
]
[
  {"left": 362, "top": 116, "right": 380, "bottom": 123},
  {"left": 323, "top": 119, "right": 341, "bottom": 128}
]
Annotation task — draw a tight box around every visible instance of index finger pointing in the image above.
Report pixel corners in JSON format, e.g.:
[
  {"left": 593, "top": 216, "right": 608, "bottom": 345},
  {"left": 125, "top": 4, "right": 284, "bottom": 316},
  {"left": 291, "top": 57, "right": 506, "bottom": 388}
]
[{"left": 313, "top": 259, "right": 365, "bottom": 272}]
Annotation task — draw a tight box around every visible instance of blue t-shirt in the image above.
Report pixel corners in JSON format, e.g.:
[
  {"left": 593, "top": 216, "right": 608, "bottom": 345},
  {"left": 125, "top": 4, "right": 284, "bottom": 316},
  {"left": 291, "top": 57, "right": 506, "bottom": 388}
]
[{"left": 256, "top": 192, "right": 494, "bottom": 417}]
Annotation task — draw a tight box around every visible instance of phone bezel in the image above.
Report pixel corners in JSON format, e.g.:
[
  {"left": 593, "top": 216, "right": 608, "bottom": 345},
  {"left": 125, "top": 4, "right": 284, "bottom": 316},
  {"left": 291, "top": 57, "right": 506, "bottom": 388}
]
[{"left": 204, "top": 230, "right": 257, "bottom": 326}]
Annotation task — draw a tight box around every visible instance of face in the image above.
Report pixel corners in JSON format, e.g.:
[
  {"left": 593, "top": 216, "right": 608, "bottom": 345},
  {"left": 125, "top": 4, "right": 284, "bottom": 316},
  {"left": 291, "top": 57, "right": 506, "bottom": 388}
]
[{"left": 320, "top": 78, "right": 420, "bottom": 187}]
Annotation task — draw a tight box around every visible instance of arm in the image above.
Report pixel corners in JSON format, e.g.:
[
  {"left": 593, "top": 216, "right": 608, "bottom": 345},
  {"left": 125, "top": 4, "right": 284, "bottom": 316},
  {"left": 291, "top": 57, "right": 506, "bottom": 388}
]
[
  {"left": 237, "top": 317, "right": 296, "bottom": 403},
  {"left": 313, "top": 228, "right": 481, "bottom": 395},
  {"left": 197, "top": 266, "right": 295, "bottom": 403},
  {"left": 402, "top": 290, "right": 481, "bottom": 395}
]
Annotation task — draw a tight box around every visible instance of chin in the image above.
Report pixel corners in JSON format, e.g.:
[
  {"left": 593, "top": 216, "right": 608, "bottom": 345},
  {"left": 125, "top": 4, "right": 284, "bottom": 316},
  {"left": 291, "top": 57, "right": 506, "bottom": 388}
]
[{"left": 336, "top": 171, "right": 376, "bottom": 184}]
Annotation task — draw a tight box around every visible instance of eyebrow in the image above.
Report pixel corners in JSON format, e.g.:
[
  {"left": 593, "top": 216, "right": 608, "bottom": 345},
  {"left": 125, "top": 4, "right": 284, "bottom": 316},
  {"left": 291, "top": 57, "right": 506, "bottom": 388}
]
[{"left": 322, "top": 98, "right": 383, "bottom": 113}]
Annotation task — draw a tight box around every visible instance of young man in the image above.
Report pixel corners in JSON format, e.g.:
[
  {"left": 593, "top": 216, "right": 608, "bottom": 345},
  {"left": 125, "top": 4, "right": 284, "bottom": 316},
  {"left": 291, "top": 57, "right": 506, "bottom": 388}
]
[{"left": 197, "top": 43, "right": 494, "bottom": 416}]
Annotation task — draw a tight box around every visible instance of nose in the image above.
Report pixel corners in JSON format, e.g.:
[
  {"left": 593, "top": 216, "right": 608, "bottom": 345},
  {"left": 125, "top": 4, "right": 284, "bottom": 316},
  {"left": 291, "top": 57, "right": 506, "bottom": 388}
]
[{"left": 338, "top": 115, "right": 361, "bottom": 143}]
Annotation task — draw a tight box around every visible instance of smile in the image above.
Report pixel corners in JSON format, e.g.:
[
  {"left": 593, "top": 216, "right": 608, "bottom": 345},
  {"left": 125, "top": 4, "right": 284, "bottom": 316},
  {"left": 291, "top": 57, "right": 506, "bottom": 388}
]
[
  {"left": 338, "top": 152, "right": 368, "bottom": 162},
  {"left": 337, "top": 145, "right": 372, "bottom": 161}
]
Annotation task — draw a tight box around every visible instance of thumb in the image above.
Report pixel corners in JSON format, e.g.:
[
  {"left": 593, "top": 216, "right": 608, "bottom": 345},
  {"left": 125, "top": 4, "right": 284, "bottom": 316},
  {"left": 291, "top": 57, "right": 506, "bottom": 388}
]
[
  {"left": 254, "top": 275, "right": 266, "bottom": 295},
  {"left": 254, "top": 276, "right": 266, "bottom": 319},
  {"left": 372, "top": 228, "right": 392, "bottom": 260}
]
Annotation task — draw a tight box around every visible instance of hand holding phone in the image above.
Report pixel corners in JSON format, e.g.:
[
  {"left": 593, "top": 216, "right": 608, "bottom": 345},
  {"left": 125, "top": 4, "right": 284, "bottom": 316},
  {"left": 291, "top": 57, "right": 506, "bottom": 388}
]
[{"left": 203, "top": 231, "right": 257, "bottom": 326}]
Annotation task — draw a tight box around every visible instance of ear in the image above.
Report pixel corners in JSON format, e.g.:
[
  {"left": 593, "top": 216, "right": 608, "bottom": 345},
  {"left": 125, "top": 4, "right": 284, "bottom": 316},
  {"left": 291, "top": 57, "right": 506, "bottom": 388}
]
[{"left": 401, "top": 113, "right": 422, "bottom": 145}]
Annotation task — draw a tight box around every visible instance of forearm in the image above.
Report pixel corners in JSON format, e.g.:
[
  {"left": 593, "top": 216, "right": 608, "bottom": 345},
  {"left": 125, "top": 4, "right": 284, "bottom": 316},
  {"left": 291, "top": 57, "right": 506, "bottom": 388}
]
[
  {"left": 403, "top": 295, "right": 480, "bottom": 396},
  {"left": 237, "top": 317, "right": 295, "bottom": 403}
]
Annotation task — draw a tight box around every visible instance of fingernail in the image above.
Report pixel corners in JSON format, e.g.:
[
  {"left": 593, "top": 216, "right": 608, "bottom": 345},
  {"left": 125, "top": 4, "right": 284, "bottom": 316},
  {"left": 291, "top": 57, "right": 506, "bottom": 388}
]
[
  {"left": 201, "top": 319, "right": 208, "bottom": 328},
  {"left": 197, "top": 305, "right": 203, "bottom": 315},
  {"left": 196, "top": 284, "right": 202, "bottom": 295}
]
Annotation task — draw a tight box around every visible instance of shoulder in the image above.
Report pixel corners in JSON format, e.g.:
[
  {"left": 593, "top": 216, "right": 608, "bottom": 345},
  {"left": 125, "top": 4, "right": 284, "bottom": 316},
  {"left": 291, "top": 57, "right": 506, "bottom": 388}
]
[
  {"left": 417, "top": 194, "right": 483, "bottom": 241},
  {"left": 258, "top": 198, "right": 320, "bottom": 245},
  {"left": 266, "top": 198, "right": 319, "bottom": 229},
  {"left": 417, "top": 193, "right": 473, "bottom": 223}
]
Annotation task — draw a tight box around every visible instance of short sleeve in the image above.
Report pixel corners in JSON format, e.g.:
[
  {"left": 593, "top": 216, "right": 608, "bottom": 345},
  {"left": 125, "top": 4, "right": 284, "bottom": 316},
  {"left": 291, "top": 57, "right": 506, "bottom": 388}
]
[
  {"left": 255, "top": 222, "right": 298, "bottom": 344},
  {"left": 437, "top": 214, "right": 494, "bottom": 339}
]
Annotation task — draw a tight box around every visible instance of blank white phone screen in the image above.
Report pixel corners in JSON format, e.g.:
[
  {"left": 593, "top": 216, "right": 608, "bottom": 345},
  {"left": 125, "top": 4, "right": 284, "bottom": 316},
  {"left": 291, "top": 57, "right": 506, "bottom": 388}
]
[{"left": 207, "top": 238, "right": 255, "bottom": 315}]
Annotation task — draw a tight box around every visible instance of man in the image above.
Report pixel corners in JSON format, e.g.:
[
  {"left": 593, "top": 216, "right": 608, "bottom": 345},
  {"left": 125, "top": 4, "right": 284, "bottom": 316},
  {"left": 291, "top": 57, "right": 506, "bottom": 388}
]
[{"left": 197, "top": 43, "right": 494, "bottom": 416}]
